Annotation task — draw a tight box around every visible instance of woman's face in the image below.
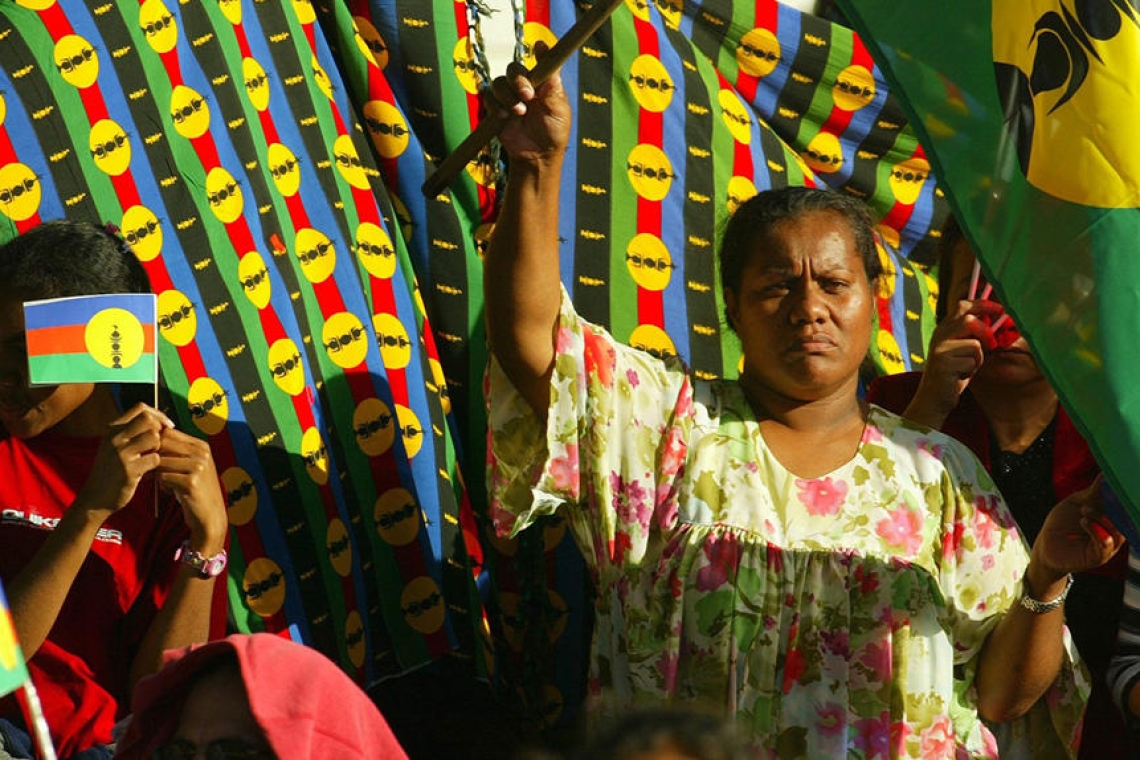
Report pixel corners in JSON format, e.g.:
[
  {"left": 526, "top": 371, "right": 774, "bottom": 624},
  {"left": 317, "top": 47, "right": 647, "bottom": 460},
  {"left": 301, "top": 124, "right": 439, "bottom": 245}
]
[
  {"left": 724, "top": 210, "right": 873, "bottom": 403},
  {"left": 0, "top": 294, "right": 97, "bottom": 439}
]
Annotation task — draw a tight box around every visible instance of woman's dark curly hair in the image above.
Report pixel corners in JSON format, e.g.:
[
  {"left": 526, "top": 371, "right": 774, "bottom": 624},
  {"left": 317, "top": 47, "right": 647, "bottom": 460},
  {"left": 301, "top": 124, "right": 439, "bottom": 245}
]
[{"left": 720, "top": 186, "right": 881, "bottom": 330}]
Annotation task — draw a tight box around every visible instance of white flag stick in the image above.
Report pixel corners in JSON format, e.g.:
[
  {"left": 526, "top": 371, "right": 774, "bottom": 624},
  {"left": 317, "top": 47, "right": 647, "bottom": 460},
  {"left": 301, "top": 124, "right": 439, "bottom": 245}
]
[{"left": 22, "top": 679, "right": 57, "bottom": 760}]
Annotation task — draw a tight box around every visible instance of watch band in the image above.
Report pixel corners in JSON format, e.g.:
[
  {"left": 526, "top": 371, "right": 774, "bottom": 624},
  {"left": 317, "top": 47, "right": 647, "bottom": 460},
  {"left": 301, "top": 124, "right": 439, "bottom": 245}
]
[
  {"left": 1019, "top": 573, "right": 1073, "bottom": 614},
  {"left": 175, "top": 540, "right": 228, "bottom": 579}
]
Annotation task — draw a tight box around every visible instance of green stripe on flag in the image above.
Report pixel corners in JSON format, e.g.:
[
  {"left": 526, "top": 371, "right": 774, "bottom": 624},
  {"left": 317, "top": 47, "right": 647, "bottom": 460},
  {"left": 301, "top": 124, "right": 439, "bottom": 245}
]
[{"left": 29, "top": 354, "right": 157, "bottom": 385}]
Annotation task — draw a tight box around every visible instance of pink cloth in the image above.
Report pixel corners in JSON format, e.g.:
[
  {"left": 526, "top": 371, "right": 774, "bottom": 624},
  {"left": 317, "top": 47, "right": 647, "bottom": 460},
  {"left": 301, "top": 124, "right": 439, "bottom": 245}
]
[{"left": 115, "top": 633, "right": 408, "bottom": 759}]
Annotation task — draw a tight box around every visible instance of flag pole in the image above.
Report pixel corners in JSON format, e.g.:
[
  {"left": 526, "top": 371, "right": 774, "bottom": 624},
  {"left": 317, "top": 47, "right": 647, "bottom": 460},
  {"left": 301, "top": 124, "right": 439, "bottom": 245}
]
[
  {"left": 21, "top": 680, "right": 57, "bottom": 760},
  {"left": 420, "top": 0, "right": 626, "bottom": 198},
  {"left": 153, "top": 371, "right": 160, "bottom": 518},
  {"left": 152, "top": 298, "right": 161, "bottom": 518}
]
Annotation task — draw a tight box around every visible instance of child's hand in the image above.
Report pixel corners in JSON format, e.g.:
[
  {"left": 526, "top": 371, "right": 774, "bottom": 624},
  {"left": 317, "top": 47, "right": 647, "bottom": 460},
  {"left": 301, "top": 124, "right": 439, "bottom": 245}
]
[
  {"left": 76, "top": 404, "right": 172, "bottom": 517},
  {"left": 157, "top": 428, "right": 228, "bottom": 549}
]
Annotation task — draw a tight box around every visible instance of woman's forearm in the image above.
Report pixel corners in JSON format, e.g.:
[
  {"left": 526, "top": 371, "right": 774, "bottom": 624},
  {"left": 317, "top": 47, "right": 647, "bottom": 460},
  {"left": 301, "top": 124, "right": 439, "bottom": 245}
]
[
  {"left": 483, "top": 155, "right": 566, "bottom": 416},
  {"left": 975, "top": 562, "right": 1069, "bottom": 722}
]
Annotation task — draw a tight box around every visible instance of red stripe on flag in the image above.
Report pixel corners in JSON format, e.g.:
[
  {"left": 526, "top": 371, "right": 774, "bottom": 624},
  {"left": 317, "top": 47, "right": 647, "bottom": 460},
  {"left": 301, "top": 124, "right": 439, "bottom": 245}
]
[{"left": 25, "top": 324, "right": 156, "bottom": 357}]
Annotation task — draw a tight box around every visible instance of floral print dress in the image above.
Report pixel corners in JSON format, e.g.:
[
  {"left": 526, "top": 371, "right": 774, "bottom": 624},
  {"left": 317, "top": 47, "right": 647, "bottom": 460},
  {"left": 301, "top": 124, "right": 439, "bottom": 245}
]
[{"left": 486, "top": 293, "right": 1087, "bottom": 759}]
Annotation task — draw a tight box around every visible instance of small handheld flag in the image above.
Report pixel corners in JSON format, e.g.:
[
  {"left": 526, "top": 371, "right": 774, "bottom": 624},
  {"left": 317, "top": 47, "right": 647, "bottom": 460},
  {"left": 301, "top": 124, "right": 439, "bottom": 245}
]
[
  {"left": 24, "top": 294, "right": 158, "bottom": 386},
  {"left": 0, "top": 581, "right": 54, "bottom": 760},
  {"left": 0, "top": 583, "right": 28, "bottom": 698}
]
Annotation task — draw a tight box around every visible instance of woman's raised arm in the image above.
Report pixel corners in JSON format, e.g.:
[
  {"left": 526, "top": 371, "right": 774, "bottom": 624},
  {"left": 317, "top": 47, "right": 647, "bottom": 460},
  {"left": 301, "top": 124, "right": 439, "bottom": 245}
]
[{"left": 483, "top": 48, "right": 572, "bottom": 418}]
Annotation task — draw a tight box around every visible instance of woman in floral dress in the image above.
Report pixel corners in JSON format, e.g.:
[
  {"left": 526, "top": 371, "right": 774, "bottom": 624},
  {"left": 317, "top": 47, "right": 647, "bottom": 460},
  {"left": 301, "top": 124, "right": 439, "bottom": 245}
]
[{"left": 481, "top": 53, "right": 1122, "bottom": 759}]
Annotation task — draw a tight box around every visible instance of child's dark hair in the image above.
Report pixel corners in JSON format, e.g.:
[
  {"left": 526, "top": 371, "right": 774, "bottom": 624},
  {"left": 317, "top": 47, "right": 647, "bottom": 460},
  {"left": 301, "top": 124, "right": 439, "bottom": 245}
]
[
  {"left": 720, "top": 186, "right": 881, "bottom": 329},
  {"left": 0, "top": 220, "right": 151, "bottom": 299},
  {"left": 0, "top": 220, "right": 164, "bottom": 411}
]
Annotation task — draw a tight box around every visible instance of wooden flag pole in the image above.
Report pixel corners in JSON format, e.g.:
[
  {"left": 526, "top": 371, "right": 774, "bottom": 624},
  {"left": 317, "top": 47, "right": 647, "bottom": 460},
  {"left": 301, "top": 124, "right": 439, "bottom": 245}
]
[{"left": 421, "top": 0, "right": 626, "bottom": 198}]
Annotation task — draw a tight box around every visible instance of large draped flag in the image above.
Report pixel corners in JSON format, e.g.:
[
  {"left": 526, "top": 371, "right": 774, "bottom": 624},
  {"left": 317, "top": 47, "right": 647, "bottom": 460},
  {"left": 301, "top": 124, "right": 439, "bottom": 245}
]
[
  {"left": 837, "top": 0, "right": 1140, "bottom": 541},
  {"left": 0, "top": 0, "right": 486, "bottom": 691},
  {"left": 0, "top": 0, "right": 947, "bottom": 727}
]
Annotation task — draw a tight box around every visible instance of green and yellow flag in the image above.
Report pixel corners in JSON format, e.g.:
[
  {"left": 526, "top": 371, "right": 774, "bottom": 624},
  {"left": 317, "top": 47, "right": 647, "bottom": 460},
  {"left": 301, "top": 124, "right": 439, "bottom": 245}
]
[{"left": 839, "top": 0, "right": 1140, "bottom": 540}]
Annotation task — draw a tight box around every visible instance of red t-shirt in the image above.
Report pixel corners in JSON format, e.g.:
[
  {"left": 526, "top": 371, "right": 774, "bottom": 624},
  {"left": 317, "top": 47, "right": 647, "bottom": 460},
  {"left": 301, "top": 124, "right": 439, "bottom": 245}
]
[{"left": 0, "top": 429, "right": 189, "bottom": 758}]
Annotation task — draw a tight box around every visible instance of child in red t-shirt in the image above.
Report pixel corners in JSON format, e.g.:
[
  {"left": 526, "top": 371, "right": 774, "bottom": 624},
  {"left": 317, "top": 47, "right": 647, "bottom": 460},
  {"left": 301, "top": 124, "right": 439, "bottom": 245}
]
[{"left": 0, "top": 221, "right": 228, "bottom": 759}]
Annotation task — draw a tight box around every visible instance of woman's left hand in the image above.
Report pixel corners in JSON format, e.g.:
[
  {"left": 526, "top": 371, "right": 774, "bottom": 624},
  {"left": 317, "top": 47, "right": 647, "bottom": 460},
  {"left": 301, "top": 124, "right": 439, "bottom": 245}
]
[
  {"left": 157, "top": 428, "right": 228, "bottom": 552},
  {"left": 1032, "top": 476, "right": 1124, "bottom": 577}
]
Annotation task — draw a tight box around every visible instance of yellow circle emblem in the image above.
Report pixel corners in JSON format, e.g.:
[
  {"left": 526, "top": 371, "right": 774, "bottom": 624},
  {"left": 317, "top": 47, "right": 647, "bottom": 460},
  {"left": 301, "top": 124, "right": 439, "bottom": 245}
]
[
  {"left": 86, "top": 308, "right": 145, "bottom": 369},
  {"left": 243, "top": 557, "right": 286, "bottom": 618},
  {"left": 626, "top": 144, "right": 674, "bottom": 202}
]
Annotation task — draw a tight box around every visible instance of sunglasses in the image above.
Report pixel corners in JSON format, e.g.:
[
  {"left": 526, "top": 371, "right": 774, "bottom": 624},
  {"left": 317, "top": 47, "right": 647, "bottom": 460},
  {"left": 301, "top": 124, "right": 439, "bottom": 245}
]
[{"left": 153, "top": 737, "right": 273, "bottom": 760}]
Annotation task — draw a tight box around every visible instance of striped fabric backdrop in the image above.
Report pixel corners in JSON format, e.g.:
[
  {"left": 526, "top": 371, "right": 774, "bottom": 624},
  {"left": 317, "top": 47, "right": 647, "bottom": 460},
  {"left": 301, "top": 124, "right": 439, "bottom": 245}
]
[{"left": 0, "top": 0, "right": 945, "bottom": 726}]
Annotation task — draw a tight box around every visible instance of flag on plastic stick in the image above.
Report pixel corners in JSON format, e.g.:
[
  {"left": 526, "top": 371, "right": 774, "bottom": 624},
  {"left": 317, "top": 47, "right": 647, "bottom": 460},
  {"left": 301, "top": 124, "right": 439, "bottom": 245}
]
[
  {"left": 0, "top": 582, "right": 27, "bottom": 698},
  {"left": 838, "top": 0, "right": 1140, "bottom": 543},
  {"left": 0, "top": 581, "right": 52, "bottom": 758},
  {"left": 24, "top": 294, "right": 158, "bottom": 386}
]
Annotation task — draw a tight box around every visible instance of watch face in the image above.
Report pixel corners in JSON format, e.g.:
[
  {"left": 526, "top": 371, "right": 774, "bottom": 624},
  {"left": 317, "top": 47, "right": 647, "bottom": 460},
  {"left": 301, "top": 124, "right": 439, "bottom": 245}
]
[{"left": 203, "top": 554, "right": 228, "bottom": 577}]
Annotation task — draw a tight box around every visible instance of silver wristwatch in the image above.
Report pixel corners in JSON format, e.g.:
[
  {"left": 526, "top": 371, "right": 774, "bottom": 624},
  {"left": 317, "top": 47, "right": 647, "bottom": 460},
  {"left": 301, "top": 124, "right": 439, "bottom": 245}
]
[{"left": 1019, "top": 573, "right": 1073, "bottom": 614}]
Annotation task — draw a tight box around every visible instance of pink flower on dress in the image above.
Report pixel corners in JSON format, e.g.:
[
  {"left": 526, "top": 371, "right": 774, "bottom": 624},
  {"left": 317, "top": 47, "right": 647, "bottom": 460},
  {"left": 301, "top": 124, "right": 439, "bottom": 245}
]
[
  {"left": 919, "top": 715, "right": 956, "bottom": 758},
  {"left": 820, "top": 629, "right": 849, "bottom": 657},
  {"left": 817, "top": 703, "right": 846, "bottom": 737},
  {"left": 695, "top": 532, "right": 741, "bottom": 591},
  {"left": 766, "top": 545, "right": 785, "bottom": 574},
  {"left": 582, "top": 325, "right": 614, "bottom": 387},
  {"left": 981, "top": 554, "right": 995, "bottom": 571},
  {"left": 854, "top": 564, "right": 879, "bottom": 595},
  {"left": 555, "top": 324, "right": 575, "bottom": 353},
  {"left": 660, "top": 424, "right": 688, "bottom": 481},
  {"left": 891, "top": 722, "right": 912, "bottom": 758},
  {"left": 918, "top": 438, "right": 945, "bottom": 460},
  {"left": 876, "top": 506, "right": 924, "bottom": 556},
  {"left": 611, "top": 473, "right": 652, "bottom": 532},
  {"left": 548, "top": 444, "right": 579, "bottom": 494},
  {"left": 626, "top": 368, "right": 640, "bottom": 388},
  {"left": 858, "top": 641, "right": 891, "bottom": 681},
  {"left": 861, "top": 424, "right": 884, "bottom": 444},
  {"left": 942, "top": 518, "right": 966, "bottom": 561},
  {"left": 795, "top": 477, "right": 848, "bottom": 517},
  {"left": 972, "top": 502, "right": 996, "bottom": 549},
  {"left": 852, "top": 711, "right": 891, "bottom": 759},
  {"left": 655, "top": 494, "right": 679, "bottom": 530}
]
